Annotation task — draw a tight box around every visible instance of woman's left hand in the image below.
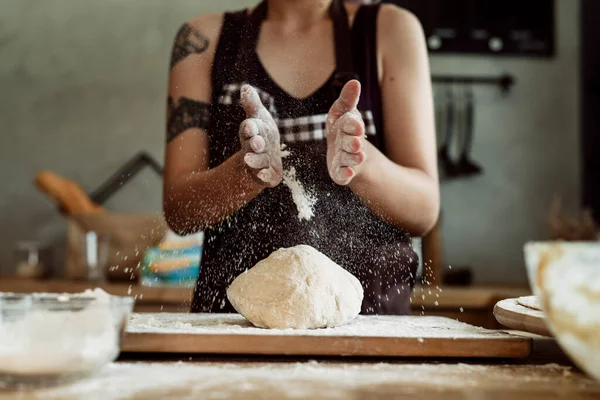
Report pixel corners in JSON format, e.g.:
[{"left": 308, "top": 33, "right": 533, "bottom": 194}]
[{"left": 326, "top": 80, "right": 367, "bottom": 186}]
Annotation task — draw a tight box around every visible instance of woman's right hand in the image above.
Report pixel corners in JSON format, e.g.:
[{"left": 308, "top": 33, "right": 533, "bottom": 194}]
[{"left": 239, "top": 85, "right": 283, "bottom": 188}]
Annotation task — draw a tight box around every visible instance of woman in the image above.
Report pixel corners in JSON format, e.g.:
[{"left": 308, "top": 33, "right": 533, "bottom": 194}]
[{"left": 163, "top": 0, "right": 439, "bottom": 315}]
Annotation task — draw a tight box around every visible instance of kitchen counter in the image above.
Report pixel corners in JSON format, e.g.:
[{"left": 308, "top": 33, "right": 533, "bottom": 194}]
[
  {"left": 0, "top": 279, "right": 530, "bottom": 327},
  {"left": 2, "top": 355, "right": 598, "bottom": 399},
  {"left": 0, "top": 280, "right": 594, "bottom": 398}
]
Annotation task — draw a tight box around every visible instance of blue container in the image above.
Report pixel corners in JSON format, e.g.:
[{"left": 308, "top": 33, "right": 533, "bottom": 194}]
[{"left": 140, "top": 245, "right": 201, "bottom": 288}]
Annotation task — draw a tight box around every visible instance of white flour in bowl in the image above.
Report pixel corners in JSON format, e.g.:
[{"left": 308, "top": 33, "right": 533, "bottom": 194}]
[{"left": 0, "top": 289, "right": 119, "bottom": 377}]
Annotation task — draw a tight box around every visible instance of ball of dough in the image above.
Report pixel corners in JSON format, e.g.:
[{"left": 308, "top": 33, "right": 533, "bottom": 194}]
[{"left": 226, "top": 245, "right": 363, "bottom": 329}]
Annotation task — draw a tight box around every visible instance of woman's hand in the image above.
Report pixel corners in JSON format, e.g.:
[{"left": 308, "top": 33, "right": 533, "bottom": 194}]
[
  {"left": 326, "top": 80, "right": 367, "bottom": 186},
  {"left": 239, "top": 85, "right": 283, "bottom": 188}
]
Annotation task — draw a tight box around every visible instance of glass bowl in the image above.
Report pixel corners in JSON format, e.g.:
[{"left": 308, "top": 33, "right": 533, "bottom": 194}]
[{"left": 0, "top": 290, "right": 134, "bottom": 387}]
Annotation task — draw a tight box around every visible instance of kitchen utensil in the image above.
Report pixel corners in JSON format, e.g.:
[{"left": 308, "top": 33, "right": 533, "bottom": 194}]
[
  {"left": 0, "top": 290, "right": 134, "bottom": 387},
  {"left": 438, "top": 85, "right": 458, "bottom": 178},
  {"left": 89, "top": 151, "right": 163, "bottom": 205},
  {"left": 494, "top": 297, "right": 551, "bottom": 337},
  {"left": 456, "top": 84, "right": 482, "bottom": 176},
  {"left": 123, "top": 313, "right": 531, "bottom": 358},
  {"left": 434, "top": 84, "right": 446, "bottom": 149},
  {"left": 524, "top": 242, "right": 600, "bottom": 381},
  {"left": 34, "top": 171, "right": 103, "bottom": 215}
]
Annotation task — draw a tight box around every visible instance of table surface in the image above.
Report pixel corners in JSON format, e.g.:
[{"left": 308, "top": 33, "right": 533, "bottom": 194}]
[
  {"left": 0, "top": 279, "right": 530, "bottom": 309},
  {"left": 2, "top": 356, "right": 599, "bottom": 400}
]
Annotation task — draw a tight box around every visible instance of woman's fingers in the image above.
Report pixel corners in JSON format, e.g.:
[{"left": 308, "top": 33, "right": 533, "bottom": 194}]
[
  {"left": 325, "top": 102, "right": 367, "bottom": 186},
  {"left": 240, "top": 118, "right": 269, "bottom": 153},
  {"left": 341, "top": 134, "right": 363, "bottom": 154},
  {"left": 241, "top": 84, "right": 273, "bottom": 123},
  {"left": 257, "top": 166, "right": 280, "bottom": 187},
  {"left": 244, "top": 153, "right": 270, "bottom": 170},
  {"left": 327, "top": 80, "right": 362, "bottom": 124},
  {"left": 338, "top": 150, "right": 365, "bottom": 167},
  {"left": 337, "top": 112, "right": 365, "bottom": 137},
  {"left": 241, "top": 85, "right": 265, "bottom": 119},
  {"left": 240, "top": 118, "right": 269, "bottom": 139},
  {"left": 249, "top": 135, "right": 266, "bottom": 153},
  {"left": 239, "top": 119, "right": 258, "bottom": 139},
  {"left": 238, "top": 86, "right": 282, "bottom": 188},
  {"left": 332, "top": 166, "right": 355, "bottom": 186}
]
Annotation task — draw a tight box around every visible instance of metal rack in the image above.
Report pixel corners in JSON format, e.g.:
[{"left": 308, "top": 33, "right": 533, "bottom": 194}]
[{"left": 432, "top": 74, "right": 515, "bottom": 93}]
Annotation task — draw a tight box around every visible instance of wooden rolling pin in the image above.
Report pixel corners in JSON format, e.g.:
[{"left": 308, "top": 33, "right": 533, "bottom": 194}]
[{"left": 34, "top": 171, "right": 104, "bottom": 215}]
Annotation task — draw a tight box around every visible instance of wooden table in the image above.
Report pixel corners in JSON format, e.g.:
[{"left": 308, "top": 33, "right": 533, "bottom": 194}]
[
  {"left": 0, "top": 280, "right": 595, "bottom": 398},
  {"left": 2, "top": 354, "right": 598, "bottom": 399},
  {"left": 0, "top": 279, "right": 529, "bottom": 328}
]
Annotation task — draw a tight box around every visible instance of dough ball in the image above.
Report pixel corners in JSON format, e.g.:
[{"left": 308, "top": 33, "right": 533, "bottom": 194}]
[{"left": 226, "top": 245, "right": 363, "bottom": 329}]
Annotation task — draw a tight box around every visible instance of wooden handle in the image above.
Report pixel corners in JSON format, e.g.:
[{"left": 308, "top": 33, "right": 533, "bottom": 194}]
[{"left": 34, "top": 171, "right": 103, "bottom": 215}]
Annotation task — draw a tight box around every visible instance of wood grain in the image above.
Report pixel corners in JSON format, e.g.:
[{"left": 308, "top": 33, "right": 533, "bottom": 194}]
[
  {"left": 494, "top": 298, "right": 552, "bottom": 337},
  {"left": 122, "top": 313, "right": 532, "bottom": 358}
]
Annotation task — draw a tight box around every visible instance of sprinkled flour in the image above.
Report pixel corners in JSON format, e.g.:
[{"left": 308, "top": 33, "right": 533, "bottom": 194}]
[
  {"left": 24, "top": 361, "right": 592, "bottom": 400},
  {"left": 0, "top": 289, "right": 119, "bottom": 377},
  {"left": 127, "top": 313, "right": 503, "bottom": 339},
  {"left": 282, "top": 167, "right": 317, "bottom": 221}
]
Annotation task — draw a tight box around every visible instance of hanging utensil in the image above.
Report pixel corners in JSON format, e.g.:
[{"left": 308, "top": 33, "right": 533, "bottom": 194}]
[
  {"left": 455, "top": 84, "right": 482, "bottom": 176},
  {"left": 434, "top": 83, "right": 445, "bottom": 154},
  {"left": 438, "top": 84, "right": 458, "bottom": 178}
]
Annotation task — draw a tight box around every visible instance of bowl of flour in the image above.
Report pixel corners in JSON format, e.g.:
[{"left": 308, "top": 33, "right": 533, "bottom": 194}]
[
  {"left": 0, "top": 288, "right": 134, "bottom": 387},
  {"left": 524, "top": 242, "right": 600, "bottom": 381}
]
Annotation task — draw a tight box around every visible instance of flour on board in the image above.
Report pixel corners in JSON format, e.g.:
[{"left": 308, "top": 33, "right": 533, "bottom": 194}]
[{"left": 128, "top": 313, "right": 504, "bottom": 339}]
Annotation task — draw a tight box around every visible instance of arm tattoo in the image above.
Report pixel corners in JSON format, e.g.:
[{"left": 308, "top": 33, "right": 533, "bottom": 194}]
[
  {"left": 167, "top": 96, "right": 211, "bottom": 142},
  {"left": 170, "top": 23, "right": 209, "bottom": 69}
]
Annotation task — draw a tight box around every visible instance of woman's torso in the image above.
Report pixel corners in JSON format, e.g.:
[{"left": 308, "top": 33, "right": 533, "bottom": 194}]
[{"left": 192, "top": 3, "right": 418, "bottom": 315}]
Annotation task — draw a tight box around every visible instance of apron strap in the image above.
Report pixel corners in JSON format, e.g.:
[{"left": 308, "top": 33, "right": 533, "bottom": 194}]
[
  {"left": 240, "top": 0, "right": 358, "bottom": 102},
  {"left": 329, "top": 0, "right": 359, "bottom": 99}
]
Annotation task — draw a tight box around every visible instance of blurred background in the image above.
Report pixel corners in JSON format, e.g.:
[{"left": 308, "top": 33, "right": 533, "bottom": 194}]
[{"left": 0, "top": 0, "right": 590, "bottom": 291}]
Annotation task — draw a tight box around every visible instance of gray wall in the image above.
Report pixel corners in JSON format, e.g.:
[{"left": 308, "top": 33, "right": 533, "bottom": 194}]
[
  {"left": 0, "top": 0, "right": 579, "bottom": 284},
  {"left": 0, "top": 0, "right": 255, "bottom": 276},
  {"left": 431, "top": 0, "right": 580, "bottom": 284}
]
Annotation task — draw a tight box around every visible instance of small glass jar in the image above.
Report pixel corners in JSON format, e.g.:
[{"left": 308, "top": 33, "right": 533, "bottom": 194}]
[
  {"left": 81, "top": 231, "right": 110, "bottom": 284},
  {"left": 14, "top": 241, "right": 46, "bottom": 279}
]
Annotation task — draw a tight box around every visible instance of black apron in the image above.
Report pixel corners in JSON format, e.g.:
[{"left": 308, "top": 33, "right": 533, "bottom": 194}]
[{"left": 192, "top": 0, "right": 418, "bottom": 315}]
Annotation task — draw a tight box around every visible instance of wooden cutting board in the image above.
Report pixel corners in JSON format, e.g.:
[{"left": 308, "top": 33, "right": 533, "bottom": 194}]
[
  {"left": 493, "top": 298, "right": 552, "bottom": 337},
  {"left": 122, "top": 313, "right": 531, "bottom": 358}
]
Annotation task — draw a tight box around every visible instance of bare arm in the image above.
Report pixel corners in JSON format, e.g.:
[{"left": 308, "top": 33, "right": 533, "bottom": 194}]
[
  {"left": 163, "top": 16, "right": 271, "bottom": 235},
  {"left": 326, "top": 6, "right": 439, "bottom": 236}
]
